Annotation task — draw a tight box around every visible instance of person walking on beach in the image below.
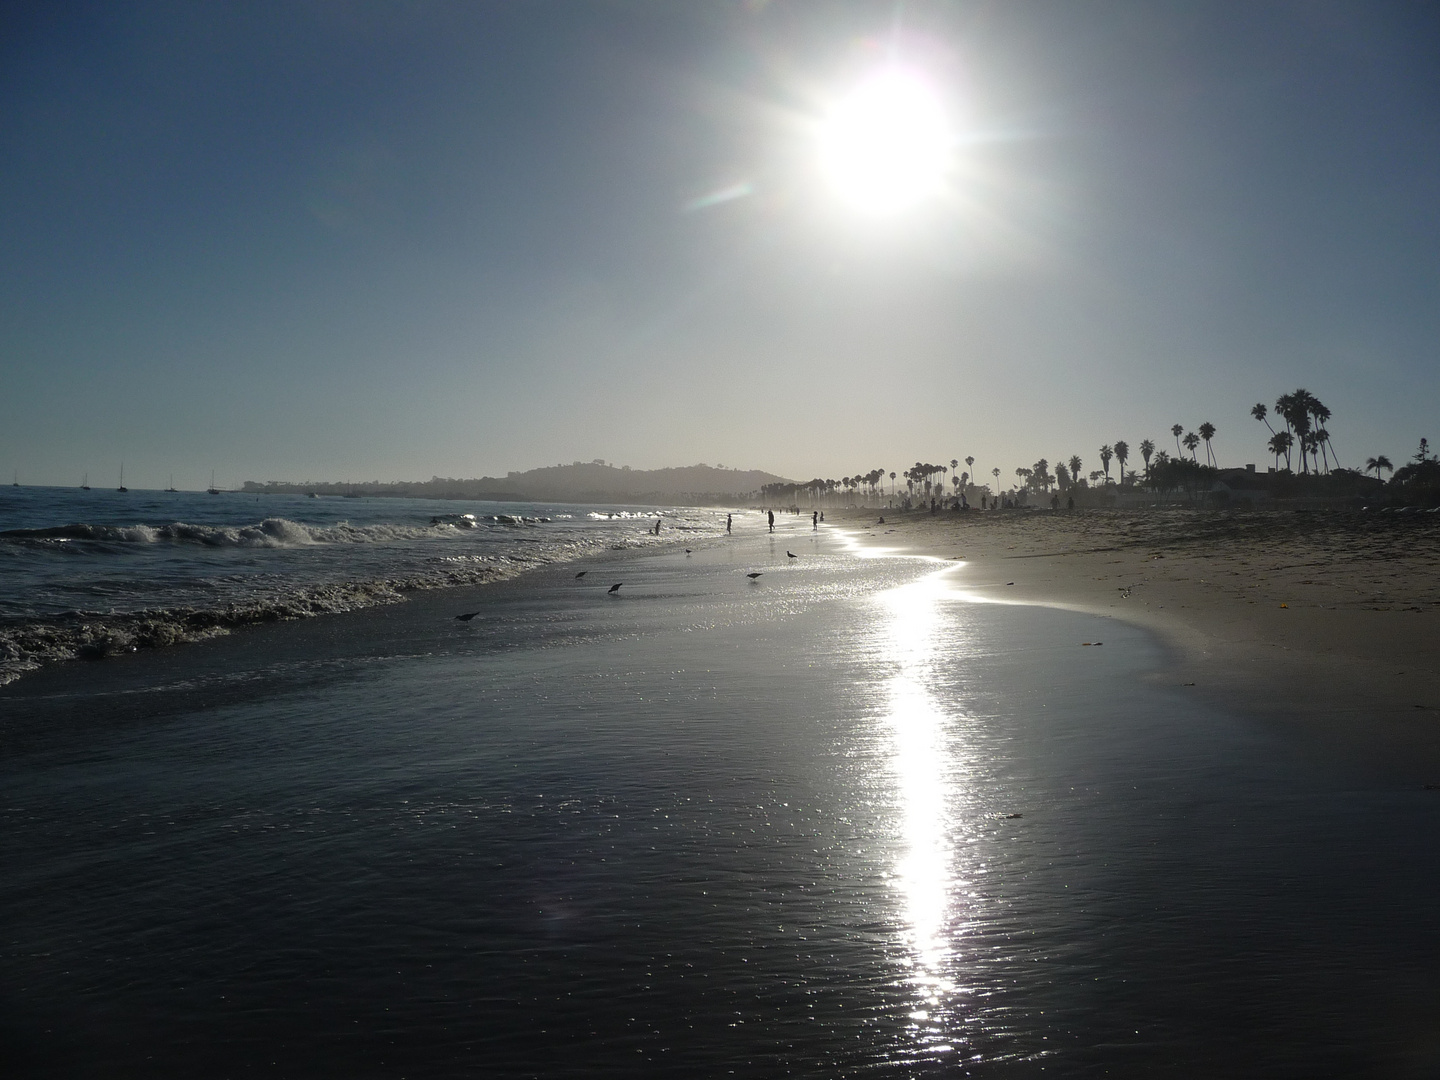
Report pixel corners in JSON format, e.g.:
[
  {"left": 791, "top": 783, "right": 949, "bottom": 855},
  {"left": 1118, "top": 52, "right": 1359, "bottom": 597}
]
[
  {"left": 726, "top": 513, "right": 732, "bottom": 534},
  {"left": 812, "top": 510, "right": 818, "bottom": 530},
  {"left": 654, "top": 518, "right": 661, "bottom": 535},
  {"left": 767, "top": 510, "right": 774, "bottom": 532}
]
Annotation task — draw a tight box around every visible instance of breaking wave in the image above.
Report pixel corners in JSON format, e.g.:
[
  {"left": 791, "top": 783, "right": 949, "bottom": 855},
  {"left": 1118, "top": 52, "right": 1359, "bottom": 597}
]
[
  {"left": 1, "top": 517, "right": 465, "bottom": 549},
  {"left": 0, "top": 553, "right": 548, "bottom": 687}
]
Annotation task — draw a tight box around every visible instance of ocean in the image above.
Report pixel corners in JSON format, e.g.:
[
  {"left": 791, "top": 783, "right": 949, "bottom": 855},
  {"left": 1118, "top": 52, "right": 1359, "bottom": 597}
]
[
  {"left": 0, "top": 485, "right": 718, "bottom": 685},
  {"left": 2, "top": 493, "right": 1439, "bottom": 1077}
]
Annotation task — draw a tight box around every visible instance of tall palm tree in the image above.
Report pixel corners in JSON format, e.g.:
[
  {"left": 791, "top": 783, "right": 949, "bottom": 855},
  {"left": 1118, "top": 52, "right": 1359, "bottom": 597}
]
[
  {"left": 1365, "top": 455, "right": 1393, "bottom": 480},
  {"left": 1277, "top": 390, "right": 1315, "bottom": 473},
  {"left": 889, "top": 471, "right": 896, "bottom": 496},
  {"left": 1183, "top": 431, "right": 1201, "bottom": 461},
  {"left": 1171, "top": 423, "right": 1184, "bottom": 456},
  {"left": 1068, "top": 455, "right": 1083, "bottom": 486},
  {"left": 1310, "top": 399, "right": 1335, "bottom": 471},
  {"left": 1139, "top": 438, "right": 1155, "bottom": 478},
  {"left": 1197, "top": 422, "right": 1216, "bottom": 467},
  {"left": 991, "top": 466, "right": 1000, "bottom": 493},
  {"left": 965, "top": 456, "right": 975, "bottom": 482},
  {"left": 1113, "top": 440, "right": 1129, "bottom": 485},
  {"left": 1099, "top": 445, "right": 1113, "bottom": 483},
  {"left": 1251, "top": 403, "right": 1274, "bottom": 434}
]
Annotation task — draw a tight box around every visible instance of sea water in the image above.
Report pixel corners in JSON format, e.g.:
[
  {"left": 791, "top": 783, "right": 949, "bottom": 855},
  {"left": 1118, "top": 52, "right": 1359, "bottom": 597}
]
[
  {"left": 0, "top": 485, "right": 720, "bottom": 684},
  {"left": 2, "top": 524, "right": 1439, "bottom": 1077}
]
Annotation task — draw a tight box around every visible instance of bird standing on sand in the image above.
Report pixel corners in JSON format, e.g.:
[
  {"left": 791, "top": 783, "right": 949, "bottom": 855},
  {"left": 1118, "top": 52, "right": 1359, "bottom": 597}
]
[
  {"left": 608, "top": 583, "right": 623, "bottom": 593},
  {"left": 455, "top": 612, "right": 480, "bottom": 621},
  {"left": 786, "top": 551, "right": 797, "bottom": 559},
  {"left": 746, "top": 572, "right": 763, "bottom": 580}
]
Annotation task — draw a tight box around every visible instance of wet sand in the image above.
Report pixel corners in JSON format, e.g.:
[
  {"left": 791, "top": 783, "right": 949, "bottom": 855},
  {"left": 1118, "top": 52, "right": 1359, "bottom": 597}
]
[{"left": 832, "top": 506, "right": 1440, "bottom": 777}]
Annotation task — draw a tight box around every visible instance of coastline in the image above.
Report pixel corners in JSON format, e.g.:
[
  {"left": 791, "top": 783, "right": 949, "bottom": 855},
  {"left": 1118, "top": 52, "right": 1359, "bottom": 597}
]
[{"left": 830, "top": 505, "right": 1440, "bottom": 776}]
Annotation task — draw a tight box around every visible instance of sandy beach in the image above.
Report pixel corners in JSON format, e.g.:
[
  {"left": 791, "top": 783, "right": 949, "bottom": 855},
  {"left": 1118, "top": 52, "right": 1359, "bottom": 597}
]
[{"left": 833, "top": 506, "right": 1440, "bottom": 776}]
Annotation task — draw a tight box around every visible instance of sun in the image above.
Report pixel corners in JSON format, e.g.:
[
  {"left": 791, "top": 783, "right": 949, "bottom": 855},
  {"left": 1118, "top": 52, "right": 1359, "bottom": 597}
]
[{"left": 818, "top": 70, "right": 953, "bottom": 213}]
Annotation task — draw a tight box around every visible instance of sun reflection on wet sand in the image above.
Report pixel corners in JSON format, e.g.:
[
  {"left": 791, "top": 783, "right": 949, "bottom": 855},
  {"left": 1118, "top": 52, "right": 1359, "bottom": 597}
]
[{"left": 876, "top": 566, "right": 967, "bottom": 1059}]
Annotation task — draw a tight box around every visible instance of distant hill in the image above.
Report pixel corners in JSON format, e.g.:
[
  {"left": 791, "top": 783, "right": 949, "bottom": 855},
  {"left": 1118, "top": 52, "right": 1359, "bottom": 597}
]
[{"left": 241, "top": 462, "right": 792, "bottom": 505}]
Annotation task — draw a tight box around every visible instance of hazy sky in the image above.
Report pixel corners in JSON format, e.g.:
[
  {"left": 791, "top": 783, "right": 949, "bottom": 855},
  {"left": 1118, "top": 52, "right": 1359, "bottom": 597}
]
[{"left": 4, "top": 1, "right": 1438, "bottom": 490}]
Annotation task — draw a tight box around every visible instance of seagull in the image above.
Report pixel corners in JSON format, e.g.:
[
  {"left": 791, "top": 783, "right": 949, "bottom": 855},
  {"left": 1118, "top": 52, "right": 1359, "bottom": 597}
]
[
  {"left": 575, "top": 571, "right": 587, "bottom": 578},
  {"left": 608, "top": 583, "right": 623, "bottom": 593},
  {"left": 454, "top": 612, "right": 480, "bottom": 621},
  {"left": 685, "top": 548, "right": 692, "bottom": 554},
  {"left": 786, "top": 551, "right": 797, "bottom": 559},
  {"left": 746, "top": 572, "right": 763, "bottom": 580}
]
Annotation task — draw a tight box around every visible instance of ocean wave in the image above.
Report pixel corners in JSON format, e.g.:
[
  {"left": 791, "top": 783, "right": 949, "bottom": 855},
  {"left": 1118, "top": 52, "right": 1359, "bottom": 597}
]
[
  {"left": 0, "top": 517, "right": 464, "bottom": 549},
  {"left": 0, "top": 553, "right": 555, "bottom": 687}
]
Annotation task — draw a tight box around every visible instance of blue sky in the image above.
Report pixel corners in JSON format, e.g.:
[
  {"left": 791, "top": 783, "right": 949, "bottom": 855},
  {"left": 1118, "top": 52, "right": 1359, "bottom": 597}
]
[{"left": 3, "top": 1, "right": 1438, "bottom": 489}]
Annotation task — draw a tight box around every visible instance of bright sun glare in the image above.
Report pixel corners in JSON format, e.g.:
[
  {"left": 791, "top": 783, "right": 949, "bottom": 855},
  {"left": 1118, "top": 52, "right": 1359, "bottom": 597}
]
[{"left": 819, "top": 70, "right": 953, "bottom": 213}]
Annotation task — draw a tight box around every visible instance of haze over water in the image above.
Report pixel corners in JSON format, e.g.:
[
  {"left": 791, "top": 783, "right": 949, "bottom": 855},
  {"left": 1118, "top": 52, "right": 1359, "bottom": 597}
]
[{"left": 5, "top": 530, "right": 1437, "bottom": 1076}]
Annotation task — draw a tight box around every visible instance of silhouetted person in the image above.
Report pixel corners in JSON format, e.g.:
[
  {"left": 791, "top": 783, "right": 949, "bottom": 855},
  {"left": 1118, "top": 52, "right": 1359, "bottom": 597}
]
[
  {"left": 1067, "top": 495, "right": 1074, "bottom": 511},
  {"left": 654, "top": 518, "right": 661, "bottom": 534},
  {"left": 819, "top": 512, "right": 824, "bottom": 522},
  {"left": 878, "top": 516, "right": 885, "bottom": 524},
  {"left": 767, "top": 510, "right": 774, "bottom": 532},
  {"left": 812, "top": 510, "right": 818, "bottom": 530},
  {"left": 726, "top": 513, "right": 732, "bottom": 534}
]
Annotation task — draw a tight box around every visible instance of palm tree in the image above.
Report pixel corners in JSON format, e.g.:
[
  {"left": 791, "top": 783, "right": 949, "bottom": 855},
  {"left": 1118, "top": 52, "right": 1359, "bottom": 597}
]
[
  {"left": 1277, "top": 389, "right": 1316, "bottom": 473},
  {"left": 1310, "top": 399, "right": 1333, "bottom": 472},
  {"left": 1113, "top": 440, "right": 1129, "bottom": 485},
  {"left": 889, "top": 471, "right": 896, "bottom": 495},
  {"left": 1252, "top": 403, "right": 1274, "bottom": 434},
  {"left": 965, "top": 456, "right": 975, "bottom": 482},
  {"left": 1068, "top": 455, "right": 1083, "bottom": 486},
  {"left": 1171, "top": 423, "right": 1184, "bottom": 456},
  {"left": 1198, "top": 422, "right": 1216, "bottom": 467},
  {"left": 1365, "top": 455, "right": 1393, "bottom": 480},
  {"left": 1183, "top": 431, "right": 1200, "bottom": 461},
  {"left": 1099, "top": 444, "right": 1113, "bottom": 483},
  {"left": 991, "top": 466, "right": 1000, "bottom": 493},
  {"left": 1268, "top": 431, "right": 1293, "bottom": 471},
  {"left": 1139, "top": 438, "right": 1155, "bottom": 478}
]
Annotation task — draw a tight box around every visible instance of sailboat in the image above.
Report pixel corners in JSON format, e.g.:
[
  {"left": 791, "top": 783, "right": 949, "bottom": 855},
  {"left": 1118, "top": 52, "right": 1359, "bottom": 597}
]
[
  {"left": 118, "top": 464, "right": 128, "bottom": 493},
  {"left": 81, "top": 473, "right": 90, "bottom": 490},
  {"left": 166, "top": 474, "right": 178, "bottom": 492},
  {"left": 207, "top": 470, "right": 220, "bottom": 495}
]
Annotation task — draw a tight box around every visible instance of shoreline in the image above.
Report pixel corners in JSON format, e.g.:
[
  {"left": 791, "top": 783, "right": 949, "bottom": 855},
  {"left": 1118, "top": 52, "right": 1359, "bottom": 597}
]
[{"left": 829, "top": 505, "right": 1440, "bottom": 777}]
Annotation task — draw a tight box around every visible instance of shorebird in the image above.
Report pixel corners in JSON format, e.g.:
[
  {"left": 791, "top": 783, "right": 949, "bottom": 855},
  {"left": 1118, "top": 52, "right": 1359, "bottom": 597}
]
[
  {"left": 454, "top": 612, "right": 480, "bottom": 621},
  {"left": 746, "top": 572, "right": 763, "bottom": 580},
  {"left": 786, "top": 551, "right": 797, "bottom": 559},
  {"left": 608, "top": 583, "right": 623, "bottom": 593},
  {"left": 575, "top": 571, "right": 587, "bottom": 578},
  {"left": 685, "top": 549, "right": 692, "bottom": 554}
]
